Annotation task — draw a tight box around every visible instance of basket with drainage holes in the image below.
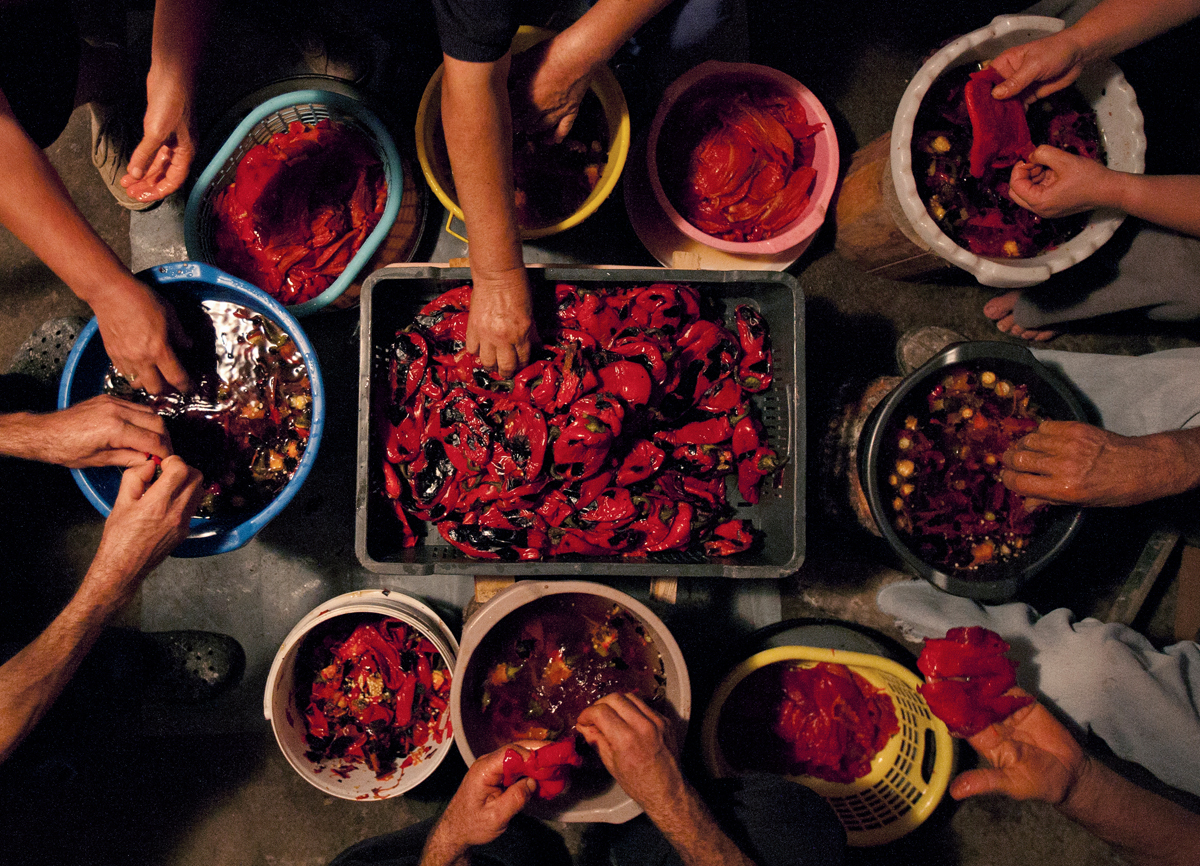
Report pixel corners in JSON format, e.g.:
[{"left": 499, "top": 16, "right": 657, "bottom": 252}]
[
  {"left": 354, "top": 266, "right": 804, "bottom": 577},
  {"left": 702, "top": 645, "right": 956, "bottom": 846}
]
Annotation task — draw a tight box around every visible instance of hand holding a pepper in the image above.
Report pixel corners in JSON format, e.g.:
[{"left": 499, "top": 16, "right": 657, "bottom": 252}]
[
  {"left": 0, "top": 395, "right": 173, "bottom": 469},
  {"left": 950, "top": 693, "right": 1090, "bottom": 805},
  {"left": 422, "top": 744, "right": 538, "bottom": 865},
  {"left": 1008, "top": 146, "right": 1122, "bottom": 218}
]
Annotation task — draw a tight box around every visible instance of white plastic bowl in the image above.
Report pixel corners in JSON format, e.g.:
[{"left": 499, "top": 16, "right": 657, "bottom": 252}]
[
  {"left": 264, "top": 589, "right": 459, "bottom": 800},
  {"left": 451, "top": 580, "right": 691, "bottom": 823},
  {"left": 891, "top": 15, "right": 1146, "bottom": 288}
]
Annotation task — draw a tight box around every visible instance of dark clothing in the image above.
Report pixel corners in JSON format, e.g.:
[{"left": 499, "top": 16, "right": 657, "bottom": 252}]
[
  {"left": 430, "top": 0, "right": 519, "bottom": 62},
  {"left": 0, "top": 0, "right": 80, "bottom": 148},
  {"left": 329, "top": 774, "right": 845, "bottom": 866}
]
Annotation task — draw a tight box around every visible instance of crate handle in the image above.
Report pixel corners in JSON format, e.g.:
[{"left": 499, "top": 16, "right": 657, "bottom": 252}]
[
  {"left": 445, "top": 211, "right": 469, "bottom": 244},
  {"left": 921, "top": 727, "right": 937, "bottom": 784}
]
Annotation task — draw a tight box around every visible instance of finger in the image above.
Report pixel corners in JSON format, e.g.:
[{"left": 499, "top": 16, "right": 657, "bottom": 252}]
[
  {"left": 949, "top": 767, "right": 1011, "bottom": 800},
  {"left": 126, "top": 134, "right": 167, "bottom": 181},
  {"left": 1008, "top": 187, "right": 1035, "bottom": 212},
  {"left": 113, "top": 421, "right": 173, "bottom": 461},
  {"left": 495, "top": 346, "right": 518, "bottom": 380},
  {"left": 118, "top": 458, "right": 159, "bottom": 503},
  {"left": 157, "top": 353, "right": 192, "bottom": 395}
]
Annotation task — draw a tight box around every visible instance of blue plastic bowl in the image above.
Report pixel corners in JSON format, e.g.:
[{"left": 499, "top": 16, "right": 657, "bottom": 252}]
[
  {"left": 183, "top": 89, "right": 403, "bottom": 316},
  {"left": 57, "top": 262, "right": 326, "bottom": 557}
]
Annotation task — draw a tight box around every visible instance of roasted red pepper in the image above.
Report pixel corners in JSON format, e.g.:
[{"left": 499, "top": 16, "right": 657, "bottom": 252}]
[
  {"left": 965, "top": 67, "right": 1035, "bottom": 179},
  {"left": 502, "top": 735, "right": 583, "bottom": 799},
  {"left": 917, "top": 626, "right": 1034, "bottom": 738}
]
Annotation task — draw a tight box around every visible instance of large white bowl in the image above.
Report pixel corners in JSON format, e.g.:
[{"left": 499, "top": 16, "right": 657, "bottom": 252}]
[
  {"left": 891, "top": 15, "right": 1146, "bottom": 288},
  {"left": 451, "top": 580, "right": 691, "bottom": 823},
  {"left": 264, "top": 590, "right": 459, "bottom": 800}
]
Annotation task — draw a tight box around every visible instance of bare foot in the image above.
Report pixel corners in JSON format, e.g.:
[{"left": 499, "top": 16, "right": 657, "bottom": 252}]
[{"left": 983, "top": 291, "right": 1058, "bottom": 341}]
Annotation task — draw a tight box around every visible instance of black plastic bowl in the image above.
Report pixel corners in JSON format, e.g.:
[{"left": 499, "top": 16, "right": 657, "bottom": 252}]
[{"left": 858, "top": 341, "right": 1088, "bottom": 602}]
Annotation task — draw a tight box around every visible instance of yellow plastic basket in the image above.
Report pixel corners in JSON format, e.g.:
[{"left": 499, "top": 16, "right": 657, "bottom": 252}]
[{"left": 701, "top": 645, "right": 955, "bottom": 847}]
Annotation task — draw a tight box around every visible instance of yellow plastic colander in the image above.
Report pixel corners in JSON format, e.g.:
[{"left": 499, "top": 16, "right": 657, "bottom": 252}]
[{"left": 701, "top": 645, "right": 955, "bottom": 847}]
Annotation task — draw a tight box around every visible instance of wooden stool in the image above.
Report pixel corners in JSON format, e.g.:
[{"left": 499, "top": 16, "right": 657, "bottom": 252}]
[{"left": 834, "top": 132, "right": 957, "bottom": 283}]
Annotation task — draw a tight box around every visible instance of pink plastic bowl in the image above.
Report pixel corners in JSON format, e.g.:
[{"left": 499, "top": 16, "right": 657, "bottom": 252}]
[{"left": 647, "top": 61, "right": 839, "bottom": 255}]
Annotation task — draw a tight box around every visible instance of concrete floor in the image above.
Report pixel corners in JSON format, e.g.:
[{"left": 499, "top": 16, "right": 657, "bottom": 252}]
[{"left": 2, "top": 1, "right": 1199, "bottom": 864}]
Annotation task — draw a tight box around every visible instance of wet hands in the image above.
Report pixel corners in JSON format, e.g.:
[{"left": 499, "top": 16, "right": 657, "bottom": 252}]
[
  {"left": 951, "top": 693, "right": 1091, "bottom": 806},
  {"left": 1008, "top": 146, "right": 1118, "bottom": 217},
  {"left": 465, "top": 274, "right": 539, "bottom": 379},
  {"left": 433, "top": 744, "right": 538, "bottom": 855},
  {"left": 93, "top": 281, "right": 192, "bottom": 396},
  {"left": 121, "top": 69, "right": 196, "bottom": 204},
  {"left": 30, "top": 395, "right": 172, "bottom": 468},
  {"left": 1001, "top": 420, "right": 1198, "bottom": 507},
  {"left": 508, "top": 40, "right": 594, "bottom": 144},
  {"left": 88, "top": 455, "right": 204, "bottom": 605},
  {"left": 989, "top": 31, "right": 1088, "bottom": 103},
  {"left": 575, "top": 693, "right": 683, "bottom": 811}
]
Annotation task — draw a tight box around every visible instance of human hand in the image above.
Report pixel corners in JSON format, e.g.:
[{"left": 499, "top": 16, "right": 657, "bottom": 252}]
[
  {"left": 91, "top": 279, "right": 192, "bottom": 396},
  {"left": 465, "top": 272, "right": 539, "bottom": 379},
  {"left": 22, "top": 395, "right": 172, "bottom": 468},
  {"left": 576, "top": 693, "right": 683, "bottom": 811},
  {"left": 1007, "top": 146, "right": 1119, "bottom": 217},
  {"left": 429, "top": 744, "right": 538, "bottom": 858},
  {"left": 85, "top": 456, "right": 203, "bottom": 608},
  {"left": 121, "top": 67, "right": 196, "bottom": 204},
  {"left": 508, "top": 39, "right": 594, "bottom": 143},
  {"left": 988, "top": 31, "right": 1087, "bottom": 102},
  {"left": 1001, "top": 420, "right": 1197, "bottom": 507},
  {"left": 951, "top": 693, "right": 1091, "bottom": 805}
]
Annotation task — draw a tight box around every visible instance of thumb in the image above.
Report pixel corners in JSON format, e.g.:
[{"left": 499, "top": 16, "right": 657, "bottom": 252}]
[
  {"left": 125, "top": 132, "right": 164, "bottom": 181},
  {"left": 118, "top": 459, "right": 158, "bottom": 503},
  {"left": 949, "top": 768, "right": 1008, "bottom": 800}
]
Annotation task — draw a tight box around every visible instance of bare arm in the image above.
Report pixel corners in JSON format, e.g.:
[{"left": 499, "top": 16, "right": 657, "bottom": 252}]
[
  {"left": 955, "top": 696, "right": 1200, "bottom": 866},
  {"left": 577, "top": 693, "right": 757, "bottom": 866},
  {"left": 122, "top": 0, "right": 215, "bottom": 203},
  {"left": 1001, "top": 420, "right": 1200, "bottom": 507},
  {"left": 991, "top": 0, "right": 1200, "bottom": 100},
  {"left": 440, "top": 53, "right": 537, "bottom": 379},
  {"left": 0, "top": 88, "right": 190, "bottom": 395},
  {"left": 0, "top": 456, "right": 202, "bottom": 763},
  {"left": 0, "top": 397, "right": 173, "bottom": 468},
  {"left": 1008, "top": 147, "right": 1200, "bottom": 237}
]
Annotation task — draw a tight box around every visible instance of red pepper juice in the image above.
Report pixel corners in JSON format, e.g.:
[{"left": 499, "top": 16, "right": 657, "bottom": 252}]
[
  {"left": 911, "top": 65, "right": 1103, "bottom": 258},
  {"left": 466, "top": 594, "right": 666, "bottom": 755},
  {"left": 106, "top": 300, "right": 312, "bottom": 517},
  {"left": 716, "top": 661, "right": 899, "bottom": 784}
]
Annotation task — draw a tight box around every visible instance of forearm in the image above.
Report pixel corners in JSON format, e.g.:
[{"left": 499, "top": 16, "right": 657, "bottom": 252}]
[
  {"left": 149, "top": 0, "right": 213, "bottom": 91},
  {"left": 554, "top": 0, "right": 676, "bottom": 71},
  {"left": 418, "top": 820, "right": 470, "bottom": 866},
  {"left": 640, "top": 770, "right": 757, "bottom": 866},
  {"left": 0, "top": 412, "right": 55, "bottom": 463},
  {"left": 1058, "top": 757, "right": 1200, "bottom": 866},
  {"left": 0, "top": 104, "right": 141, "bottom": 306},
  {"left": 441, "top": 56, "right": 525, "bottom": 285},
  {"left": 0, "top": 573, "right": 123, "bottom": 764},
  {"left": 1110, "top": 174, "right": 1200, "bottom": 238},
  {"left": 1068, "top": 0, "right": 1200, "bottom": 62}
]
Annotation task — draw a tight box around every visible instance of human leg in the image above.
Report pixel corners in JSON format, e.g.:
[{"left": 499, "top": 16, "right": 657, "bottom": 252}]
[{"left": 329, "top": 815, "right": 571, "bottom": 866}]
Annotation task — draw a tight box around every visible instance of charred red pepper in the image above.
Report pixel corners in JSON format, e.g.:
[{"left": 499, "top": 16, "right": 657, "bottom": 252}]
[
  {"left": 502, "top": 735, "right": 583, "bottom": 799},
  {"left": 917, "top": 626, "right": 1034, "bottom": 738},
  {"left": 965, "top": 67, "right": 1035, "bottom": 179}
]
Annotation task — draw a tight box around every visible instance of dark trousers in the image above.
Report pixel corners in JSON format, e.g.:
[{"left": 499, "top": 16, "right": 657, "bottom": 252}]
[{"left": 329, "top": 774, "right": 845, "bottom": 866}]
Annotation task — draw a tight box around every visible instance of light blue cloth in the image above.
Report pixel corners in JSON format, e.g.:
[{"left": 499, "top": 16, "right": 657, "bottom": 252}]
[
  {"left": 1031, "top": 346, "right": 1200, "bottom": 435},
  {"left": 877, "top": 579, "right": 1200, "bottom": 797}
]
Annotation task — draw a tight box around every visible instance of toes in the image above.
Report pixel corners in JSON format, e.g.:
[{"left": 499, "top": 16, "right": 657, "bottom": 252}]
[{"left": 982, "top": 291, "right": 1021, "bottom": 321}]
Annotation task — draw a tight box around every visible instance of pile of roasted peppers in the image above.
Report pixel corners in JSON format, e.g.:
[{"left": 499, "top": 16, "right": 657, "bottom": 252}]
[
  {"left": 912, "top": 64, "right": 1104, "bottom": 258},
  {"left": 773, "top": 662, "right": 899, "bottom": 784},
  {"left": 301, "top": 617, "right": 452, "bottom": 778},
  {"left": 668, "top": 84, "right": 824, "bottom": 243},
  {"left": 917, "top": 626, "right": 1033, "bottom": 738},
  {"left": 213, "top": 119, "right": 388, "bottom": 306},
  {"left": 378, "top": 282, "right": 784, "bottom": 560},
  {"left": 888, "top": 365, "right": 1043, "bottom": 571}
]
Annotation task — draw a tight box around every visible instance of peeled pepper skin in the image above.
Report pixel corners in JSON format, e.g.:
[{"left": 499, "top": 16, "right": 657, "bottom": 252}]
[{"left": 917, "top": 626, "right": 1034, "bottom": 737}]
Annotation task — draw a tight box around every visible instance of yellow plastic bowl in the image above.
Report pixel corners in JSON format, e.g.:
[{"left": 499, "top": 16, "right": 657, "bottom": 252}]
[
  {"left": 701, "top": 645, "right": 955, "bottom": 847},
  {"left": 415, "top": 25, "right": 630, "bottom": 240}
]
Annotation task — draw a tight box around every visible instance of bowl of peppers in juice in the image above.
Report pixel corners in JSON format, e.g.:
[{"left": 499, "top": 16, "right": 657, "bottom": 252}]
[
  {"left": 264, "top": 589, "right": 459, "bottom": 800},
  {"left": 451, "top": 580, "right": 690, "bottom": 823},
  {"left": 647, "top": 61, "right": 839, "bottom": 255},
  {"left": 59, "top": 261, "right": 324, "bottom": 558},
  {"left": 858, "top": 341, "right": 1088, "bottom": 602},
  {"left": 890, "top": 14, "right": 1145, "bottom": 288}
]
